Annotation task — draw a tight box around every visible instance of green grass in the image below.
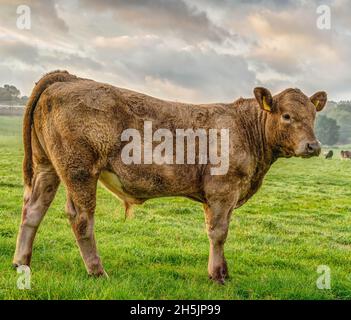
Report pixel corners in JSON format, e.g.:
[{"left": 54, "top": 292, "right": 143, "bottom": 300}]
[
  {"left": 0, "top": 116, "right": 22, "bottom": 136},
  {"left": 0, "top": 115, "right": 351, "bottom": 300}
]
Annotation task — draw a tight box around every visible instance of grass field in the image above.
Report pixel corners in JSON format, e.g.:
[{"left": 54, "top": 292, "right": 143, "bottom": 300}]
[{"left": 0, "top": 115, "right": 350, "bottom": 300}]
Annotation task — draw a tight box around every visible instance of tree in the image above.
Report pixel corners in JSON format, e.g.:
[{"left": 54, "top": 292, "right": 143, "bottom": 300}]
[
  {"left": 324, "top": 101, "right": 351, "bottom": 144},
  {"left": 316, "top": 115, "right": 340, "bottom": 146},
  {"left": 0, "top": 84, "right": 27, "bottom": 105},
  {"left": 4, "top": 84, "right": 20, "bottom": 98}
]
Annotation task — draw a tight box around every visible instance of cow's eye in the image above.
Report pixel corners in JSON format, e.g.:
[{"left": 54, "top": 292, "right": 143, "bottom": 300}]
[{"left": 282, "top": 113, "right": 291, "bottom": 121}]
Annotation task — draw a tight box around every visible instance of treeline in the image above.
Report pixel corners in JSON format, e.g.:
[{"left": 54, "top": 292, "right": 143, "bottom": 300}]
[
  {"left": 316, "top": 101, "right": 351, "bottom": 145},
  {"left": 0, "top": 84, "right": 28, "bottom": 105},
  {"left": 0, "top": 106, "right": 25, "bottom": 116}
]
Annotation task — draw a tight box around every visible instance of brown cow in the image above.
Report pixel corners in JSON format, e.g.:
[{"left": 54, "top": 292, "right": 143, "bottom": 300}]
[
  {"left": 13, "top": 71, "right": 327, "bottom": 284},
  {"left": 341, "top": 150, "right": 351, "bottom": 159}
]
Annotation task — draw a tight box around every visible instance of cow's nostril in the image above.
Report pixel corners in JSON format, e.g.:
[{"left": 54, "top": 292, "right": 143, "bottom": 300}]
[
  {"left": 306, "top": 142, "right": 321, "bottom": 155},
  {"left": 307, "top": 143, "right": 314, "bottom": 153}
]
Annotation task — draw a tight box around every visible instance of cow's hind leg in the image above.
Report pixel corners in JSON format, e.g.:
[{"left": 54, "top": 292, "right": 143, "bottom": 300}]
[
  {"left": 63, "top": 172, "right": 106, "bottom": 277},
  {"left": 13, "top": 165, "right": 60, "bottom": 267}
]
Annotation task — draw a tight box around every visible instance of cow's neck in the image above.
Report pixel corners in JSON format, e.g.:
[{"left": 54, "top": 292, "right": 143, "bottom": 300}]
[
  {"left": 230, "top": 105, "right": 278, "bottom": 208},
  {"left": 235, "top": 103, "right": 277, "bottom": 167},
  {"left": 260, "top": 109, "right": 280, "bottom": 164}
]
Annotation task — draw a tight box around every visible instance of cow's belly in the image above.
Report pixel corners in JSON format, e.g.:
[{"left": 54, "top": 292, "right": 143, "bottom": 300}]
[
  {"left": 99, "top": 165, "right": 203, "bottom": 202},
  {"left": 99, "top": 170, "right": 144, "bottom": 204}
]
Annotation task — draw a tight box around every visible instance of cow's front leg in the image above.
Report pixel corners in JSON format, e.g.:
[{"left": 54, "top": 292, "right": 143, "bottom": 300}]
[{"left": 203, "top": 200, "right": 234, "bottom": 284}]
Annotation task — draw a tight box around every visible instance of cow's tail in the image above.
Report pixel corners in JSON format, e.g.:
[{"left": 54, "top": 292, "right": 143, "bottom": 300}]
[{"left": 23, "top": 70, "right": 77, "bottom": 187}]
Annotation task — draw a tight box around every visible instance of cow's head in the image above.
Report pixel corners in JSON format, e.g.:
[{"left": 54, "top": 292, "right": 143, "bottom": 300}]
[{"left": 254, "top": 87, "right": 327, "bottom": 158}]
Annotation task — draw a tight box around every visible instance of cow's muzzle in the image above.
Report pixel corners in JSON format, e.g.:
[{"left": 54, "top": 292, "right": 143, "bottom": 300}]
[{"left": 303, "top": 141, "right": 321, "bottom": 157}]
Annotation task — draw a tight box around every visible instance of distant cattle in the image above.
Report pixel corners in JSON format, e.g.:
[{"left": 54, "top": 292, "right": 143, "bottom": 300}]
[
  {"left": 324, "top": 150, "right": 333, "bottom": 159},
  {"left": 13, "top": 70, "right": 327, "bottom": 284},
  {"left": 341, "top": 150, "right": 351, "bottom": 159}
]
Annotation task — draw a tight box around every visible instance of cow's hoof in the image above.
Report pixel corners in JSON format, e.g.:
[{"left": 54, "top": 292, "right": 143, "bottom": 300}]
[
  {"left": 209, "top": 274, "right": 226, "bottom": 285},
  {"left": 88, "top": 270, "right": 109, "bottom": 278},
  {"left": 12, "top": 263, "right": 30, "bottom": 270},
  {"left": 208, "top": 262, "right": 229, "bottom": 285}
]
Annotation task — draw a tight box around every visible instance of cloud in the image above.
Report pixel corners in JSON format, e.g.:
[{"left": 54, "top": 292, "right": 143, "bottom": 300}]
[
  {"left": 246, "top": 10, "right": 337, "bottom": 75},
  {"left": 0, "top": 0, "right": 68, "bottom": 34},
  {"left": 0, "top": 40, "right": 39, "bottom": 64},
  {"left": 42, "top": 52, "right": 103, "bottom": 72},
  {"left": 81, "top": 0, "right": 233, "bottom": 44},
  {"left": 143, "top": 75, "right": 201, "bottom": 102},
  {"left": 93, "top": 34, "right": 256, "bottom": 102},
  {"left": 0, "top": 0, "right": 350, "bottom": 101}
]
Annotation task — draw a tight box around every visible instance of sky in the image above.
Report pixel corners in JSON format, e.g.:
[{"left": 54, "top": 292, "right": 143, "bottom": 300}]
[{"left": 0, "top": 0, "right": 350, "bottom": 103}]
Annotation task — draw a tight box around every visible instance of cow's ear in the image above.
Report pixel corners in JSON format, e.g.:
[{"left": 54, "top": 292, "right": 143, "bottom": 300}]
[
  {"left": 254, "top": 87, "right": 274, "bottom": 112},
  {"left": 310, "top": 91, "right": 327, "bottom": 112}
]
